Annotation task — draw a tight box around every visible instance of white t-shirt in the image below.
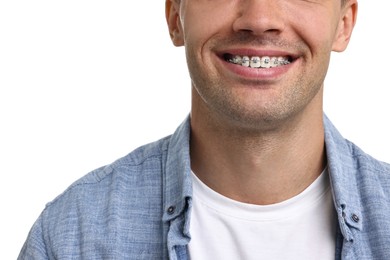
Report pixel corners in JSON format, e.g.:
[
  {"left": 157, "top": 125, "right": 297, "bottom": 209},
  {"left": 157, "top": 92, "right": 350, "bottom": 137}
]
[{"left": 188, "top": 169, "right": 336, "bottom": 260}]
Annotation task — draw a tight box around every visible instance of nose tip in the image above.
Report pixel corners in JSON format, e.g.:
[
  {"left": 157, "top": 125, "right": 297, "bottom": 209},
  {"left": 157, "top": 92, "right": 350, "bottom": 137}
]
[{"left": 232, "top": 0, "right": 285, "bottom": 35}]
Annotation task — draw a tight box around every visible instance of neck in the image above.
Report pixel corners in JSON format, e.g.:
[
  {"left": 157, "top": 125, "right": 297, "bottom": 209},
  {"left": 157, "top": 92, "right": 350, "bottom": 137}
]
[{"left": 190, "top": 93, "right": 326, "bottom": 205}]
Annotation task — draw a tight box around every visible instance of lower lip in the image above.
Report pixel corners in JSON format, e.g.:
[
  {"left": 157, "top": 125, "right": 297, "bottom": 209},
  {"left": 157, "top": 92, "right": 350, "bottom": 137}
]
[{"left": 219, "top": 57, "right": 293, "bottom": 81}]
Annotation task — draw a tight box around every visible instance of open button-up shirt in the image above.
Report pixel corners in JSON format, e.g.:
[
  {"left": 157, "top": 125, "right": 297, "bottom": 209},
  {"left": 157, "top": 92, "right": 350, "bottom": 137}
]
[{"left": 19, "top": 115, "right": 390, "bottom": 259}]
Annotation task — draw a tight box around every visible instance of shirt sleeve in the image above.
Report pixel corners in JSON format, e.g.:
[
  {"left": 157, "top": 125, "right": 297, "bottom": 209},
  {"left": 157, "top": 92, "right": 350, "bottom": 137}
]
[{"left": 18, "top": 213, "right": 50, "bottom": 260}]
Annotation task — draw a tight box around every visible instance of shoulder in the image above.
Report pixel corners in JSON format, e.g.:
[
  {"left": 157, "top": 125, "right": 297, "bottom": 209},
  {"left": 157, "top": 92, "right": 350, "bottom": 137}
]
[
  {"left": 324, "top": 115, "right": 390, "bottom": 188},
  {"left": 347, "top": 139, "right": 390, "bottom": 182},
  {"left": 21, "top": 136, "right": 172, "bottom": 257},
  {"left": 47, "top": 135, "right": 171, "bottom": 209},
  {"left": 48, "top": 135, "right": 172, "bottom": 213},
  {"left": 19, "top": 116, "right": 192, "bottom": 258}
]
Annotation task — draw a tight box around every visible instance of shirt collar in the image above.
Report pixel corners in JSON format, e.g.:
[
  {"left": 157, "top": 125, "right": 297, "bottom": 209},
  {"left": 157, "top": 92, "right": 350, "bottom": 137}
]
[
  {"left": 324, "top": 114, "right": 363, "bottom": 240},
  {"left": 163, "top": 114, "right": 363, "bottom": 240},
  {"left": 163, "top": 115, "right": 193, "bottom": 223}
]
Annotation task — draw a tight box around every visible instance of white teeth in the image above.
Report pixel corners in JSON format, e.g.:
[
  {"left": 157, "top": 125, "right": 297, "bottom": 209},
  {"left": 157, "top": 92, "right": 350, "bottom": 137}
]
[
  {"left": 250, "top": 56, "right": 261, "bottom": 68},
  {"left": 278, "top": 57, "right": 285, "bottom": 65},
  {"left": 232, "top": 55, "right": 242, "bottom": 64},
  {"left": 270, "top": 57, "right": 278, "bottom": 68},
  {"left": 242, "top": 56, "right": 250, "bottom": 67},
  {"left": 261, "top": 56, "right": 271, "bottom": 69},
  {"left": 228, "top": 55, "right": 290, "bottom": 68}
]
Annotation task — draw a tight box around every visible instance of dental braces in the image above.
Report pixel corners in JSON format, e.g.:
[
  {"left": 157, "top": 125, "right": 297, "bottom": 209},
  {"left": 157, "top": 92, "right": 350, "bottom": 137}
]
[{"left": 228, "top": 56, "right": 291, "bottom": 66}]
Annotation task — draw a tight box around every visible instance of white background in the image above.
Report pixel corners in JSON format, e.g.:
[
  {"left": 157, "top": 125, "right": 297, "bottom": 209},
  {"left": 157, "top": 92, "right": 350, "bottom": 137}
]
[{"left": 1, "top": 1, "right": 389, "bottom": 258}]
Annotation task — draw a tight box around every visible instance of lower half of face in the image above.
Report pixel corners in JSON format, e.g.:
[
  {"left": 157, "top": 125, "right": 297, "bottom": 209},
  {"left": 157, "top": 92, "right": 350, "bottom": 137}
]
[{"left": 187, "top": 44, "right": 330, "bottom": 131}]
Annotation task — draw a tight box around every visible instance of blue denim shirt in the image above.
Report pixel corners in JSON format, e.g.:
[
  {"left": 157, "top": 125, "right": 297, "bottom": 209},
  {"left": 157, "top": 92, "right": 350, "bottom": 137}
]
[{"left": 19, "top": 115, "right": 390, "bottom": 259}]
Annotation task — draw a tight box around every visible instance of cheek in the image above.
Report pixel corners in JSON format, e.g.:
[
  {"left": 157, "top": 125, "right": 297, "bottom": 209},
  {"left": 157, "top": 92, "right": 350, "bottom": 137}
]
[
  {"left": 182, "top": 9, "right": 235, "bottom": 76},
  {"left": 281, "top": 0, "right": 339, "bottom": 48},
  {"left": 181, "top": 2, "right": 236, "bottom": 45}
]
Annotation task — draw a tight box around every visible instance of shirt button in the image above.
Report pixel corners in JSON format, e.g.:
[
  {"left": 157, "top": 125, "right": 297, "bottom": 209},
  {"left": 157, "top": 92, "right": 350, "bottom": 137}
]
[
  {"left": 167, "top": 206, "right": 175, "bottom": 215},
  {"left": 351, "top": 214, "right": 360, "bottom": 223}
]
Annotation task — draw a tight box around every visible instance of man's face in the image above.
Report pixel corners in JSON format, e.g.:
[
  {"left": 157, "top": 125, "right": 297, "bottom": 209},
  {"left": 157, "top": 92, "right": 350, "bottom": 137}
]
[{"left": 167, "top": 0, "right": 357, "bottom": 130}]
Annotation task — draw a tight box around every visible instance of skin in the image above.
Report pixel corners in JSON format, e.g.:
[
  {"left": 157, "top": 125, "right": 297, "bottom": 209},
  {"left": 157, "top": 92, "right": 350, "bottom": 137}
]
[{"left": 166, "top": 0, "right": 358, "bottom": 205}]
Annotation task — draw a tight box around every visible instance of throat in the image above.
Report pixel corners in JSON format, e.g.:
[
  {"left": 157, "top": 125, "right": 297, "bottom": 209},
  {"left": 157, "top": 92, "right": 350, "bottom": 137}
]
[{"left": 190, "top": 106, "right": 327, "bottom": 205}]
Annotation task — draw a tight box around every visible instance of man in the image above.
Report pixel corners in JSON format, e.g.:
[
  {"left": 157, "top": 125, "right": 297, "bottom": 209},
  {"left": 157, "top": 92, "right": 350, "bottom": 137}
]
[{"left": 19, "top": 0, "right": 390, "bottom": 259}]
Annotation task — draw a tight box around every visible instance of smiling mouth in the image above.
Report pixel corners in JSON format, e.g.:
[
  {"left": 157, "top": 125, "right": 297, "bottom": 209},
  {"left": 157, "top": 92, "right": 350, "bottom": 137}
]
[{"left": 223, "top": 54, "right": 293, "bottom": 69}]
